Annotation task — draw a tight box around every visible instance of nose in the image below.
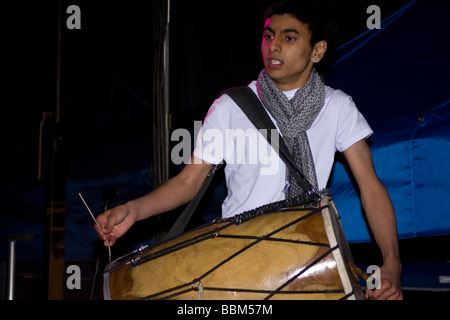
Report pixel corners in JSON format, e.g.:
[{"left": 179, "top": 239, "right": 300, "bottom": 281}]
[{"left": 269, "top": 36, "right": 281, "bottom": 52}]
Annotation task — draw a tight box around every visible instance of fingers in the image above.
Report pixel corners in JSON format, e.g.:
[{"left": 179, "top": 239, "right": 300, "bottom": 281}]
[
  {"left": 366, "top": 279, "right": 402, "bottom": 300},
  {"left": 96, "top": 211, "right": 112, "bottom": 231},
  {"left": 94, "top": 212, "right": 115, "bottom": 246},
  {"left": 364, "top": 262, "right": 402, "bottom": 300},
  {"left": 93, "top": 204, "right": 134, "bottom": 247},
  {"left": 94, "top": 213, "right": 107, "bottom": 234},
  {"left": 94, "top": 223, "right": 111, "bottom": 246},
  {"left": 104, "top": 236, "right": 117, "bottom": 247}
]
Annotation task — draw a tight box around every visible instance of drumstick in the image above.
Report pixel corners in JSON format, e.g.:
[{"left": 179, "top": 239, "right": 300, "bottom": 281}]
[
  {"left": 79, "top": 193, "right": 111, "bottom": 263},
  {"left": 350, "top": 263, "right": 369, "bottom": 282}
]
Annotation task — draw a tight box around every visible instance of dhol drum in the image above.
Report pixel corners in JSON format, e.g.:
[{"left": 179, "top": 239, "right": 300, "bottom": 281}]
[{"left": 103, "top": 196, "right": 364, "bottom": 300}]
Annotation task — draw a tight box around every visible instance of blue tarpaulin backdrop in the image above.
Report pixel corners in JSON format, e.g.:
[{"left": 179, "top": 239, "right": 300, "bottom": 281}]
[{"left": 326, "top": 0, "right": 450, "bottom": 242}]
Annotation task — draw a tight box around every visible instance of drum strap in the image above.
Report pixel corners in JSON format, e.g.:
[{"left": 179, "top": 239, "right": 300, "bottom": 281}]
[
  {"left": 165, "top": 86, "right": 316, "bottom": 240},
  {"left": 164, "top": 162, "right": 223, "bottom": 240},
  {"left": 223, "top": 86, "right": 316, "bottom": 194}
]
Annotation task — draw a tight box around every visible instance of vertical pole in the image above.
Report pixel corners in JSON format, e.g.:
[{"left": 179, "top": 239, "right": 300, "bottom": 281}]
[
  {"left": 7, "top": 240, "right": 16, "bottom": 300},
  {"left": 152, "top": 0, "right": 171, "bottom": 243},
  {"left": 56, "top": 0, "right": 62, "bottom": 125},
  {"left": 42, "top": 0, "right": 66, "bottom": 300},
  {"left": 163, "top": 0, "right": 170, "bottom": 177},
  {"left": 152, "top": 0, "right": 171, "bottom": 188}
]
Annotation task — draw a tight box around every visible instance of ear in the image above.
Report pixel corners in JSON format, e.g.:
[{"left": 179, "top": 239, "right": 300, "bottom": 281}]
[{"left": 311, "top": 40, "right": 328, "bottom": 63}]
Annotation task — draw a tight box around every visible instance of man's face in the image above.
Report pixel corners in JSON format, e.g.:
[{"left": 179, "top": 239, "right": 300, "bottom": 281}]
[{"left": 261, "top": 14, "right": 323, "bottom": 91}]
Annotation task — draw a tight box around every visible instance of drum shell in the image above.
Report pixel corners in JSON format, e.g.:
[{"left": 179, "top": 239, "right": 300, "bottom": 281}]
[{"left": 104, "top": 196, "right": 364, "bottom": 300}]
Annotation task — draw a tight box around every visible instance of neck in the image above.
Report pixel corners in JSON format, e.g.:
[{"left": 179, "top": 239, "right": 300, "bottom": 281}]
[{"left": 269, "top": 68, "right": 316, "bottom": 91}]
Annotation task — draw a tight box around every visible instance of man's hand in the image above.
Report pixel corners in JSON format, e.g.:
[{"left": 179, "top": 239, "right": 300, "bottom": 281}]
[
  {"left": 95, "top": 203, "right": 138, "bottom": 246},
  {"left": 366, "top": 261, "right": 403, "bottom": 300}
]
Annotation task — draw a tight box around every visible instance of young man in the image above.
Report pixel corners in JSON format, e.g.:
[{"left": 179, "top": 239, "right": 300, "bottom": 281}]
[{"left": 95, "top": 0, "right": 402, "bottom": 300}]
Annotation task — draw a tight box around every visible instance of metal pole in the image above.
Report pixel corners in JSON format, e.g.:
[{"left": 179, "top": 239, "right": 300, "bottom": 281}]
[
  {"left": 163, "top": 0, "right": 170, "bottom": 178},
  {"left": 56, "top": 0, "right": 62, "bottom": 124},
  {"left": 7, "top": 240, "right": 16, "bottom": 300}
]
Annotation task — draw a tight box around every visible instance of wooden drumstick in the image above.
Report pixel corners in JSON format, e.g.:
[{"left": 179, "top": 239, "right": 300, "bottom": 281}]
[
  {"left": 350, "top": 263, "right": 369, "bottom": 282},
  {"left": 79, "top": 193, "right": 111, "bottom": 262}
]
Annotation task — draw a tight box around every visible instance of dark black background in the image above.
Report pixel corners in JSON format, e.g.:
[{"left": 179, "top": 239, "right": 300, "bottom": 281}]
[{"left": 3, "top": 0, "right": 411, "bottom": 155}]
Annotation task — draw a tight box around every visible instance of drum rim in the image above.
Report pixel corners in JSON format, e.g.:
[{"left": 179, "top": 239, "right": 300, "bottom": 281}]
[
  {"left": 103, "top": 272, "right": 112, "bottom": 300},
  {"left": 321, "top": 197, "right": 364, "bottom": 300}
]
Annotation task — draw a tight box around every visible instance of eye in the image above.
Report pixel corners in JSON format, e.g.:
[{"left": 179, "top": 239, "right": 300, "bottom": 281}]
[
  {"left": 285, "top": 35, "right": 296, "bottom": 42},
  {"left": 263, "top": 33, "right": 274, "bottom": 41}
]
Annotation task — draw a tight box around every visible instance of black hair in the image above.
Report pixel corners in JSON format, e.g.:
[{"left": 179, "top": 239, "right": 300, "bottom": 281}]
[{"left": 264, "top": 0, "right": 338, "bottom": 47}]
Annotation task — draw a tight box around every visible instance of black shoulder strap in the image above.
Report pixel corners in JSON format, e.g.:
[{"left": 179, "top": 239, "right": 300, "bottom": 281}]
[
  {"left": 165, "top": 86, "right": 315, "bottom": 241},
  {"left": 164, "top": 162, "right": 223, "bottom": 240},
  {"left": 223, "top": 86, "right": 315, "bottom": 194}
]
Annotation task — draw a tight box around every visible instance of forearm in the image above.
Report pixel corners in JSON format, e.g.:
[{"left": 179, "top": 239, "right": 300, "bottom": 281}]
[
  {"left": 361, "top": 184, "right": 403, "bottom": 299},
  {"left": 343, "top": 140, "right": 402, "bottom": 299},
  {"left": 361, "top": 184, "right": 400, "bottom": 265},
  {"left": 127, "top": 176, "right": 200, "bottom": 222},
  {"left": 343, "top": 141, "right": 401, "bottom": 265},
  {"left": 124, "top": 159, "right": 213, "bottom": 222}
]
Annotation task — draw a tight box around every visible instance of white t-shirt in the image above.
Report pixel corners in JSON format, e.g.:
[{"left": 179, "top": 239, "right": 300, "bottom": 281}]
[{"left": 193, "top": 81, "right": 373, "bottom": 218}]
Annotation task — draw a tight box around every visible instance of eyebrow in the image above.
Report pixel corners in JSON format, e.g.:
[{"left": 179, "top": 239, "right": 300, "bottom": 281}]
[{"left": 264, "top": 26, "right": 300, "bottom": 35}]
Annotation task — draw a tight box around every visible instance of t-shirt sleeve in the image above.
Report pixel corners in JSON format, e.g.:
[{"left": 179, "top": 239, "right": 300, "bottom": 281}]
[
  {"left": 335, "top": 93, "right": 373, "bottom": 152},
  {"left": 193, "top": 96, "right": 228, "bottom": 165}
]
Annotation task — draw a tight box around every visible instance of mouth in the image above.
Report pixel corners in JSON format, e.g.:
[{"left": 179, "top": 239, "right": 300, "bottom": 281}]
[{"left": 267, "top": 58, "right": 283, "bottom": 67}]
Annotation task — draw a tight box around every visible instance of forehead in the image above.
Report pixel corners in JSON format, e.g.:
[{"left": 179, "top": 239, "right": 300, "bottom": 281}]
[{"left": 264, "top": 14, "right": 311, "bottom": 34}]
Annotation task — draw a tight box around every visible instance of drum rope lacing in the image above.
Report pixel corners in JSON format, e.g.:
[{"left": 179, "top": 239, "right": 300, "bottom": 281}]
[
  {"left": 132, "top": 192, "right": 354, "bottom": 300},
  {"left": 226, "top": 191, "right": 324, "bottom": 225},
  {"left": 132, "top": 192, "right": 324, "bottom": 270},
  {"left": 131, "top": 192, "right": 324, "bottom": 269}
]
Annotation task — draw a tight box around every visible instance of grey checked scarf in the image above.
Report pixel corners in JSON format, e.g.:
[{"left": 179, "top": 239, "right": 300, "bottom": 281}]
[{"left": 256, "top": 68, "right": 325, "bottom": 198}]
